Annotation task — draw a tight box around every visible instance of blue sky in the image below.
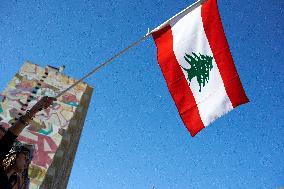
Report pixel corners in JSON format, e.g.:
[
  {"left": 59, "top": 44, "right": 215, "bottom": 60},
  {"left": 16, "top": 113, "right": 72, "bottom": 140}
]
[{"left": 0, "top": 0, "right": 283, "bottom": 188}]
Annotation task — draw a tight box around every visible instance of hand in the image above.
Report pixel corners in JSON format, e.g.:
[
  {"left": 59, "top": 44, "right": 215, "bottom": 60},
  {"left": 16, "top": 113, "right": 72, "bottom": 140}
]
[
  {"left": 41, "top": 96, "right": 56, "bottom": 109},
  {"left": 10, "top": 96, "right": 56, "bottom": 134},
  {"left": 29, "top": 96, "right": 56, "bottom": 116}
]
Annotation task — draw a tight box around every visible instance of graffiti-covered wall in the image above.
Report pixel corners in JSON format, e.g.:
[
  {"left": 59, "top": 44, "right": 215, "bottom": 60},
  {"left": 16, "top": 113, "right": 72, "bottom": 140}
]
[{"left": 0, "top": 61, "right": 93, "bottom": 188}]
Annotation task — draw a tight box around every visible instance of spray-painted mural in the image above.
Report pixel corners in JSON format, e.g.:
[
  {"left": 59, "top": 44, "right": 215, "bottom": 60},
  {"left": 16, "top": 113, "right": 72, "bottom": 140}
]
[{"left": 0, "top": 62, "right": 88, "bottom": 188}]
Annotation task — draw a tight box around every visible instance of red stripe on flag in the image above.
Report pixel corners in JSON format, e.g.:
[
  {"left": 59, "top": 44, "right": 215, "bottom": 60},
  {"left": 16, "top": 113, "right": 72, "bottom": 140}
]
[
  {"left": 201, "top": 0, "right": 249, "bottom": 107},
  {"left": 152, "top": 25, "right": 205, "bottom": 137}
]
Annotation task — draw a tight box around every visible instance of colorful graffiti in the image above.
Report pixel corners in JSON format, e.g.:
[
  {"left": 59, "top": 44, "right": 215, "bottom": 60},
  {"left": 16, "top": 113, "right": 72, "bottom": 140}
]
[{"left": 0, "top": 62, "right": 88, "bottom": 188}]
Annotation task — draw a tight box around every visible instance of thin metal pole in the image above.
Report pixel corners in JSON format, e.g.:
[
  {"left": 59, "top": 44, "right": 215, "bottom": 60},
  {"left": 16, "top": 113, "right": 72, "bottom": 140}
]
[
  {"left": 55, "top": 0, "right": 206, "bottom": 99},
  {"left": 151, "top": 0, "right": 206, "bottom": 33},
  {"left": 55, "top": 32, "right": 152, "bottom": 98}
]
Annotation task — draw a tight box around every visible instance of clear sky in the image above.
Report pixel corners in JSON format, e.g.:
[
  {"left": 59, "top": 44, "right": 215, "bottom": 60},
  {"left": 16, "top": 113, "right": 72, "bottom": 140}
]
[{"left": 0, "top": 0, "right": 283, "bottom": 188}]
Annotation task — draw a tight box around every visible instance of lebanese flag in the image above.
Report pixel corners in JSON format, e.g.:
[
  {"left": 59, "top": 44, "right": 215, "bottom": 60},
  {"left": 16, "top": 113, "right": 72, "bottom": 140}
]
[{"left": 152, "top": 0, "right": 249, "bottom": 137}]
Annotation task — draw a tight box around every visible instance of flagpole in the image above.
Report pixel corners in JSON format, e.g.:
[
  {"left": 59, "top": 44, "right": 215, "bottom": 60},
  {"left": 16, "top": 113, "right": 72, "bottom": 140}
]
[
  {"left": 55, "top": 0, "right": 206, "bottom": 99},
  {"left": 55, "top": 32, "right": 152, "bottom": 98},
  {"left": 151, "top": 0, "right": 207, "bottom": 33}
]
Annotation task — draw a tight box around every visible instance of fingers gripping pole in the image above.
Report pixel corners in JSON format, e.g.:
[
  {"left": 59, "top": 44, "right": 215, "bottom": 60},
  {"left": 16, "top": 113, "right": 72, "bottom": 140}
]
[{"left": 55, "top": 32, "right": 153, "bottom": 99}]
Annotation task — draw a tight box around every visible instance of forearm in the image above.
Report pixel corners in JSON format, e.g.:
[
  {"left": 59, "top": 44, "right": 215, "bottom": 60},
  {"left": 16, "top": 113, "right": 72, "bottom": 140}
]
[
  {"left": 8, "top": 113, "right": 33, "bottom": 136},
  {"left": 7, "top": 96, "right": 55, "bottom": 137},
  {"left": 9, "top": 120, "right": 28, "bottom": 136}
]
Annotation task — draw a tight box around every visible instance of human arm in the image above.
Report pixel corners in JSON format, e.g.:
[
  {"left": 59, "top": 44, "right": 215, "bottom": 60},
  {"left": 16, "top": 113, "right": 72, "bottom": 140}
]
[
  {"left": 0, "top": 96, "right": 55, "bottom": 158},
  {"left": 8, "top": 96, "right": 55, "bottom": 136}
]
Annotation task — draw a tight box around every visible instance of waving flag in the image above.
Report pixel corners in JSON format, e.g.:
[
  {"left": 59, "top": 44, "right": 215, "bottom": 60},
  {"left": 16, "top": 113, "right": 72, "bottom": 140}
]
[{"left": 152, "top": 0, "right": 249, "bottom": 136}]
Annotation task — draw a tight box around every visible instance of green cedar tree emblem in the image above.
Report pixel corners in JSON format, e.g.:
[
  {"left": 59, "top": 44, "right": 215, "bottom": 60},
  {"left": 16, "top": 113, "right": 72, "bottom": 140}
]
[{"left": 181, "top": 52, "right": 214, "bottom": 92}]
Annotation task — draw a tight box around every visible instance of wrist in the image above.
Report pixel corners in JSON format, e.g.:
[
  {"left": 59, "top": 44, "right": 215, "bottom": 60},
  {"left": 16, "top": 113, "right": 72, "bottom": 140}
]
[
  {"left": 24, "top": 111, "right": 34, "bottom": 120},
  {"left": 17, "top": 111, "right": 34, "bottom": 126},
  {"left": 17, "top": 116, "right": 30, "bottom": 126}
]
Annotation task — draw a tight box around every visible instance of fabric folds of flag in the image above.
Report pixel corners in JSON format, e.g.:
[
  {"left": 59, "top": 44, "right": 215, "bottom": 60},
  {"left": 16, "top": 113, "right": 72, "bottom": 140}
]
[{"left": 152, "top": 0, "right": 249, "bottom": 137}]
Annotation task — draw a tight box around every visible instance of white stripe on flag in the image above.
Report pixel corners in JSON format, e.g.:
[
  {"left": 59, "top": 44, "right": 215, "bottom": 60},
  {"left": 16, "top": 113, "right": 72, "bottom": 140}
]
[{"left": 170, "top": 6, "right": 233, "bottom": 126}]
